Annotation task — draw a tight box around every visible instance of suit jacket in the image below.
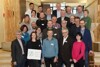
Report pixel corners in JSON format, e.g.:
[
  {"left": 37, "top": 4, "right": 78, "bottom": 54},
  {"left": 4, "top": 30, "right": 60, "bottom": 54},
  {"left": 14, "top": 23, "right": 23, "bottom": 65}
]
[
  {"left": 80, "top": 28, "right": 92, "bottom": 52},
  {"left": 59, "top": 36, "right": 74, "bottom": 62},
  {"left": 57, "top": 17, "right": 70, "bottom": 27},
  {"left": 37, "top": 12, "right": 40, "bottom": 18},
  {"left": 11, "top": 39, "right": 26, "bottom": 64},
  {"left": 52, "top": 10, "right": 57, "bottom": 17},
  {"left": 69, "top": 25, "right": 80, "bottom": 40}
]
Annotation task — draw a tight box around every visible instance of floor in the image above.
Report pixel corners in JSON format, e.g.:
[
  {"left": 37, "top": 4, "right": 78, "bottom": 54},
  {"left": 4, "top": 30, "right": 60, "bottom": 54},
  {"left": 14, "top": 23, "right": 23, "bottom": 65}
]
[
  {"left": 0, "top": 49, "right": 100, "bottom": 67},
  {"left": 0, "top": 50, "right": 11, "bottom": 67}
]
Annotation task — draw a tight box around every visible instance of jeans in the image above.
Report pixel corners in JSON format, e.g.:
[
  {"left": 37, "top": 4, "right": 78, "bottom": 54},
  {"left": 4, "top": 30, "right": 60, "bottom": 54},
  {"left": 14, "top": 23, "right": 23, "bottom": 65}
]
[{"left": 85, "top": 51, "right": 89, "bottom": 67}]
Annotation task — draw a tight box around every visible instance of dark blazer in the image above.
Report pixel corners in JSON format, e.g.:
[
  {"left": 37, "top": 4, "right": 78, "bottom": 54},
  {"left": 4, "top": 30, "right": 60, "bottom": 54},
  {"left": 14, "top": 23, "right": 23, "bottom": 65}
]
[
  {"left": 52, "top": 10, "right": 57, "bottom": 17},
  {"left": 80, "top": 28, "right": 92, "bottom": 52},
  {"left": 69, "top": 25, "right": 80, "bottom": 40},
  {"left": 59, "top": 36, "right": 74, "bottom": 62},
  {"left": 37, "top": 12, "right": 40, "bottom": 18},
  {"left": 57, "top": 17, "right": 70, "bottom": 27},
  {"left": 11, "top": 39, "right": 26, "bottom": 64}
]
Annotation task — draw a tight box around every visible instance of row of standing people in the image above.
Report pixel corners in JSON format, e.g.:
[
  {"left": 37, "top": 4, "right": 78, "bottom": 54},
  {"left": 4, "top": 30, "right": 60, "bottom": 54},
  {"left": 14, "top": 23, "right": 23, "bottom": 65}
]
[
  {"left": 11, "top": 2, "right": 92, "bottom": 67},
  {"left": 11, "top": 19, "right": 92, "bottom": 67},
  {"left": 23, "top": 3, "right": 91, "bottom": 31}
]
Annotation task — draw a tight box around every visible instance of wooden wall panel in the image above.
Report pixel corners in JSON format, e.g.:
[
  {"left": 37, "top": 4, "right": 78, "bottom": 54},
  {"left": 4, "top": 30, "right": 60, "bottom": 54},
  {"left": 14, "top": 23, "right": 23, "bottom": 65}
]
[
  {"left": 98, "top": 0, "right": 100, "bottom": 4},
  {"left": 4, "top": 0, "right": 20, "bottom": 41},
  {"left": 97, "top": 24, "right": 100, "bottom": 41},
  {"left": 20, "top": 0, "right": 26, "bottom": 20},
  {"left": 86, "top": 0, "right": 100, "bottom": 42},
  {"left": 0, "top": 0, "right": 5, "bottom": 46}
]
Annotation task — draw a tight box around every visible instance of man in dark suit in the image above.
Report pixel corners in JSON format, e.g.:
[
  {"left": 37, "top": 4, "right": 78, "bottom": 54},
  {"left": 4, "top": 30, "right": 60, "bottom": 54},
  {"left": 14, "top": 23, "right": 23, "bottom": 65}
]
[
  {"left": 57, "top": 10, "right": 70, "bottom": 28},
  {"left": 46, "top": 7, "right": 53, "bottom": 20},
  {"left": 79, "top": 20, "right": 93, "bottom": 67},
  {"left": 52, "top": 3, "right": 61, "bottom": 18},
  {"left": 37, "top": 5, "right": 43, "bottom": 18},
  {"left": 11, "top": 31, "right": 26, "bottom": 67},
  {"left": 57, "top": 29, "right": 74, "bottom": 67}
]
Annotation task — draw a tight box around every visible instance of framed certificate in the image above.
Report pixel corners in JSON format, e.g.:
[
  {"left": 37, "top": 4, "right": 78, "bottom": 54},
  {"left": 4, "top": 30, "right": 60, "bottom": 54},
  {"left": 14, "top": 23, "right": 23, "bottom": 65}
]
[{"left": 27, "top": 49, "right": 41, "bottom": 60}]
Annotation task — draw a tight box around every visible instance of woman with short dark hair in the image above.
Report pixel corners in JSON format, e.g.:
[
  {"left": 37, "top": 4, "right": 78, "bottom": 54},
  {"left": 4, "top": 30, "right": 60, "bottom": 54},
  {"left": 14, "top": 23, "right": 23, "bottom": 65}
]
[
  {"left": 72, "top": 32, "right": 85, "bottom": 67},
  {"left": 20, "top": 25, "right": 30, "bottom": 44}
]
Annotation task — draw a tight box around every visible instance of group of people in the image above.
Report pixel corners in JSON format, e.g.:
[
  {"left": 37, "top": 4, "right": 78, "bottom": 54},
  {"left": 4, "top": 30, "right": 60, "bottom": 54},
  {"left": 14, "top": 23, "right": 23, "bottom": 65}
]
[{"left": 11, "top": 2, "right": 93, "bottom": 67}]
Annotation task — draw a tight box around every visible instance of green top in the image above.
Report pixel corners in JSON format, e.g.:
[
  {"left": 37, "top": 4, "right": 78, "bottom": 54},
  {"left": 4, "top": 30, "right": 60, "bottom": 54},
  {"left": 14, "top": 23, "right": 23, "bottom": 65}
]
[{"left": 82, "top": 16, "right": 92, "bottom": 30}]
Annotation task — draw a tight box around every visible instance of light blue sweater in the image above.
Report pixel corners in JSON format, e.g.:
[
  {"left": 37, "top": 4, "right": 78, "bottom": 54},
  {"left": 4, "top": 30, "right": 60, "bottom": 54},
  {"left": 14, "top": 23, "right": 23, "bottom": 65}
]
[{"left": 42, "top": 37, "right": 58, "bottom": 58}]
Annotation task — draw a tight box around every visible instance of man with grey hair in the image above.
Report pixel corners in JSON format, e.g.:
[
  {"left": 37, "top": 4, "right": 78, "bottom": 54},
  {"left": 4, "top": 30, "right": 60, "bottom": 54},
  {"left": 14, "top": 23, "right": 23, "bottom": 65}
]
[
  {"left": 52, "top": 3, "right": 61, "bottom": 18},
  {"left": 28, "top": 22, "right": 37, "bottom": 35},
  {"left": 57, "top": 29, "right": 74, "bottom": 67},
  {"left": 61, "top": 20, "right": 69, "bottom": 30},
  {"left": 57, "top": 10, "right": 70, "bottom": 28},
  {"left": 11, "top": 31, "right": 26, "bottom": 67}
]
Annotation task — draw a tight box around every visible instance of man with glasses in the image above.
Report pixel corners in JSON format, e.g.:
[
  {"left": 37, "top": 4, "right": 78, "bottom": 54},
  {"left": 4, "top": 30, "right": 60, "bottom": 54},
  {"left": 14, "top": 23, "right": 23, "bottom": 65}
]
[
  {"left": 11, "top": 31, "right": 26, "bottom": 67},
  {"left": 57, "top": 29, "right": 74, "bottom": 67},
  {"left": 79, "top": 20, "right": 93, "bottom": 67}
]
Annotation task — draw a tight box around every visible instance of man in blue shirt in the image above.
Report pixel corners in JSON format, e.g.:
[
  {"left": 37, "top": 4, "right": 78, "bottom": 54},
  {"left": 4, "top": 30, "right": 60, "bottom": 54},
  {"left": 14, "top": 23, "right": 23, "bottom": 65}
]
[{"left": 42, "top": 30, "right": 58, "bottom": 67}]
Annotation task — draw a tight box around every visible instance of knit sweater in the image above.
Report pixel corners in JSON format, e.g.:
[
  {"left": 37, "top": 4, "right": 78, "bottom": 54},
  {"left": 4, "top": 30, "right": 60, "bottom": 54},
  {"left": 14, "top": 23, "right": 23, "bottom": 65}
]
[{"left": 72, "top": 41, "right": 85, "bottom": 62}]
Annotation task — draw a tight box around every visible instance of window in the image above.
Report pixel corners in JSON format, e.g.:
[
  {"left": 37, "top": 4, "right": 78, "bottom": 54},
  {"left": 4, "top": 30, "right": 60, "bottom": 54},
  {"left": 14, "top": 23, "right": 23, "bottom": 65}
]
[{"left": 45, "top": 3, "right": 84, "bottom": 14}]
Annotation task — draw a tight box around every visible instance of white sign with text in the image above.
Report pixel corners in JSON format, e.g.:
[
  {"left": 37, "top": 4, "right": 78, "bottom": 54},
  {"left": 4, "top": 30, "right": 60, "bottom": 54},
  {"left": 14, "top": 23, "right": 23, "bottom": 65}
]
[{"left": 27, "top": 49, "right": 41, "bottom": 60}]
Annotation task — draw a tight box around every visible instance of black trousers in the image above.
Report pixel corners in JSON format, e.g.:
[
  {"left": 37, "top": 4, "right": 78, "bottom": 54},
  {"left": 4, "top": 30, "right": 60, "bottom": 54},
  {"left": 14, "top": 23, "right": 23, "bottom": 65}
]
[
  {"left": 28, "top": 60, "right": 40, "bottom": 67},
  {"left": 57, "top": 57, "right": 71, "bottom": 67},
  {"left": 14, "top": 55, "right": 26, "bottom": 67},
  {"left": 44, "top": 57, "right": 57, "bottom": 67},
  {"left": 14, "top": 61, "right": 25, "bottom": 67},
  {"left": 74, "top": 59, "right": 85, "bottom": 67}
]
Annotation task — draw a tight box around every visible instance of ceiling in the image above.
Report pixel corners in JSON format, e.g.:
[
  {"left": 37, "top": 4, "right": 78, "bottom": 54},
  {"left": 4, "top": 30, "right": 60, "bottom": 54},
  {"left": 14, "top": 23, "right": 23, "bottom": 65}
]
[
  {"left": 26, "top": 0, "right": 95, "bottom": 7},
  {"left": 41, "top": 0, "right": 87, "bottom": 3}
]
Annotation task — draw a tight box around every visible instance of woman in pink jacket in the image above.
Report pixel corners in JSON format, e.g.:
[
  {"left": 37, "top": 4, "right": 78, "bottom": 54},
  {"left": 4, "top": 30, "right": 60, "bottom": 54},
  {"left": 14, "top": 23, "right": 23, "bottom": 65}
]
[{"left": 72, "top": 32, "right": 85, "bottom": 67}]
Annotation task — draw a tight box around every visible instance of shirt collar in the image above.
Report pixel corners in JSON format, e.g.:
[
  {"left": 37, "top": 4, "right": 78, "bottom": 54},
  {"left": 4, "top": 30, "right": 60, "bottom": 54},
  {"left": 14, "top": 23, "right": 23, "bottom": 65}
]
[
  {"left": 46, "top": 37, "right": 54, "bottom": 40},
  {"left": 81, "top": 27, "right": 85, "bottom": 30}
]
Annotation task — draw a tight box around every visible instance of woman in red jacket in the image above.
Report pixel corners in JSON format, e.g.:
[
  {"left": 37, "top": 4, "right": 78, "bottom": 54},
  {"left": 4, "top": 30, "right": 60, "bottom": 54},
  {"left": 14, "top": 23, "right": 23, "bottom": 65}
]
[{"left": 72, "top": 32, "right": 85, "bottom": 67}]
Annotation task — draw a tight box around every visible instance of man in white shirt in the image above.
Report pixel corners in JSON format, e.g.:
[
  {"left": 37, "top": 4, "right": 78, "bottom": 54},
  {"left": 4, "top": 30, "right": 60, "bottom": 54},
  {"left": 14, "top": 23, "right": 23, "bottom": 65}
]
[
  {"left": 46, "top": 8, "right": 52, "bottom": 20},
  {"left": 25, "top": 3, "right": 34, "bottom": 18},
  {"left": 52, "top": 3, "right": 61, "bottom": 18},
  {"left": 11, "top": 31, "right": 26, "bottom": 67}
]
